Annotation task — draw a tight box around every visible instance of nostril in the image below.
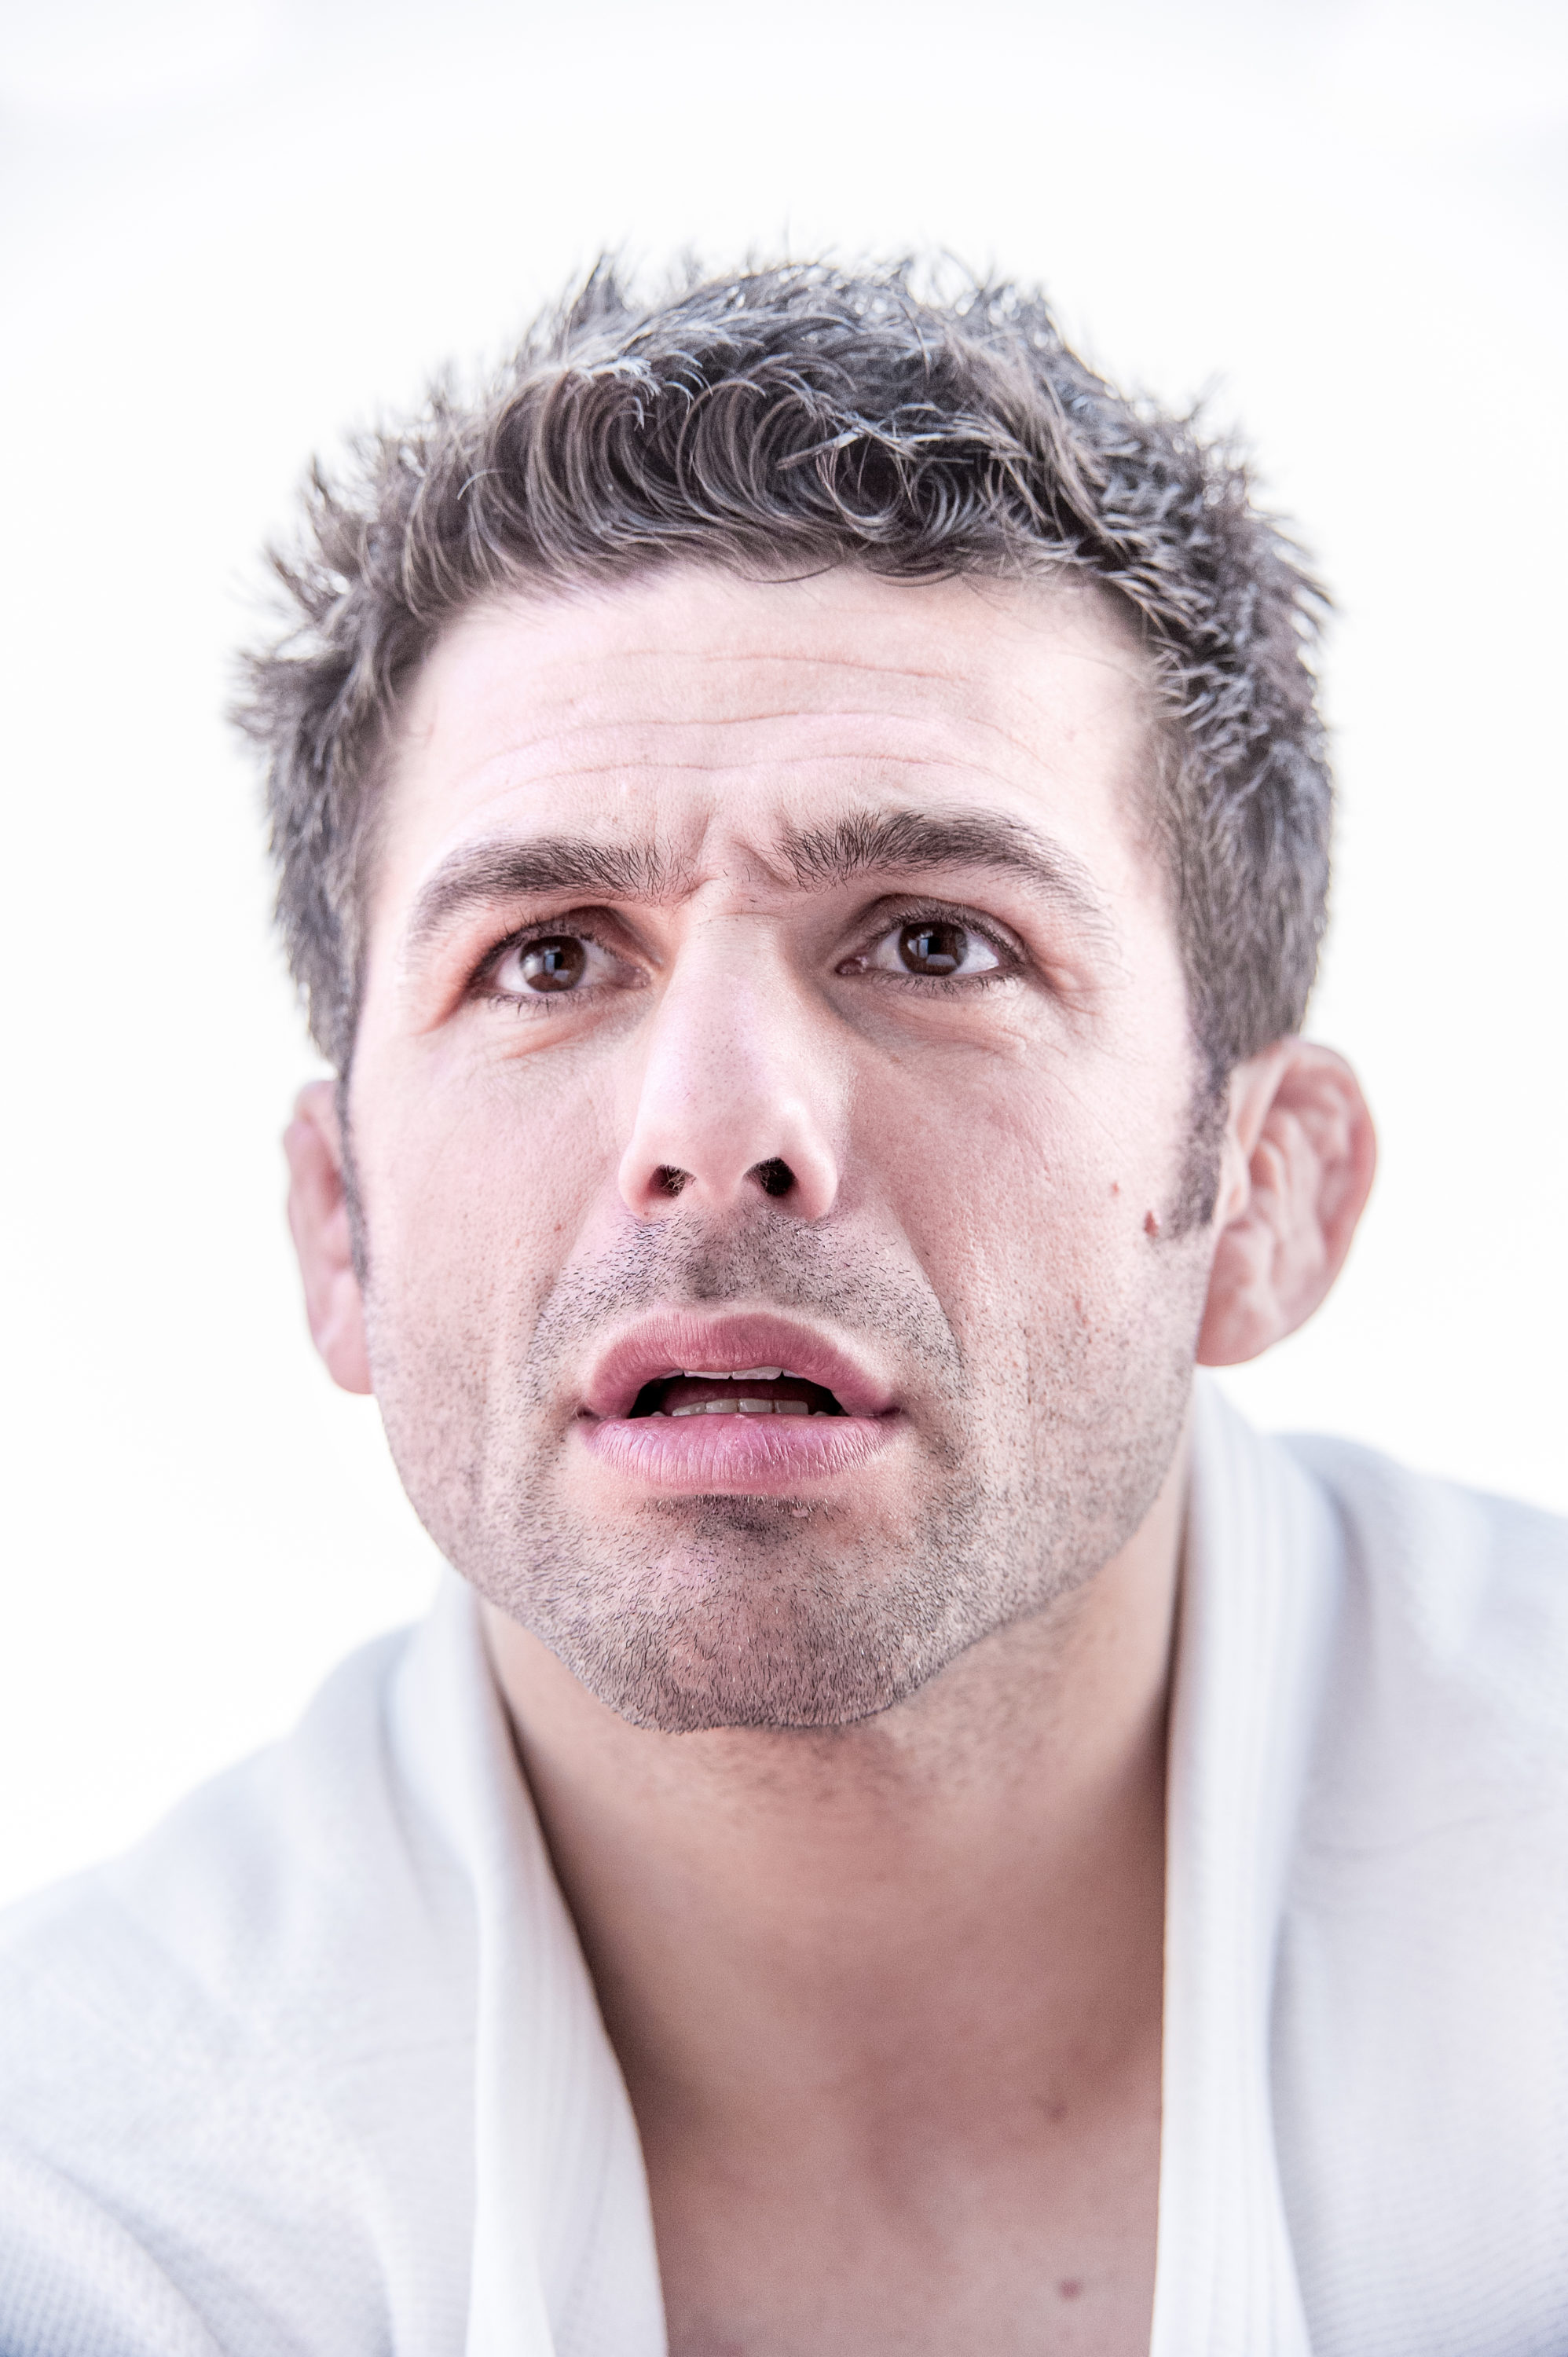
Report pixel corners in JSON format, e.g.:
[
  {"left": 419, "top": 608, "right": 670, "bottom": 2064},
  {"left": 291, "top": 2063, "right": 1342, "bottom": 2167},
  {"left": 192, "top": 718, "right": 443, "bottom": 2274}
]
[
  {"left": 654, "top": 1165, "right": 691, "bottom": 1197},
  {"left": 750, "top": 1158, "right": 795, "bottom": 1200}
]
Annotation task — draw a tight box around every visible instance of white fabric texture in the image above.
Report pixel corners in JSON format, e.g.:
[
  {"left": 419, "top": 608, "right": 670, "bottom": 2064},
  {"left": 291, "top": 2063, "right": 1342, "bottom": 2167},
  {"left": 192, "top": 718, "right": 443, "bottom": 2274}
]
[{"left": 1, "top": 1380, "right": 1564, "bottom": 2355}]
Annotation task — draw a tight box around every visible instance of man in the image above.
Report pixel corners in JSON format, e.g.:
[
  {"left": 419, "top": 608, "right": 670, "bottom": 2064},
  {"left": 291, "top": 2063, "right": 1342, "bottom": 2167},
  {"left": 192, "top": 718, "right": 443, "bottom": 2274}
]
[{"left": 1, "top": 260, "right": 1563, "bottom": 2357}]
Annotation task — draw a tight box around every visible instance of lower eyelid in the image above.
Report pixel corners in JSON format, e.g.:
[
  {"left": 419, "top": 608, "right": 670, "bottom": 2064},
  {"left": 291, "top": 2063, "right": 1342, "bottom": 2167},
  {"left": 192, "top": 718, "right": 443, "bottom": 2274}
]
[{"left": 872, "top": 965, "right": 1013, "bottom": 989}]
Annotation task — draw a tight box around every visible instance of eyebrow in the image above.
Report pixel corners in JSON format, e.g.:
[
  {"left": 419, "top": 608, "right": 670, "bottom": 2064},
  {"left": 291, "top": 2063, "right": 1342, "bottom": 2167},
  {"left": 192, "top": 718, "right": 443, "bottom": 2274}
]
[
  {"left": 404, "top": 805, "right": 1111, "bottom": 956},
  {"left": 775, "top": 808, "right": 1112, "bottom": 929},
  {"left": 406, "top": 835, "right": 690, "bottom": 953}
]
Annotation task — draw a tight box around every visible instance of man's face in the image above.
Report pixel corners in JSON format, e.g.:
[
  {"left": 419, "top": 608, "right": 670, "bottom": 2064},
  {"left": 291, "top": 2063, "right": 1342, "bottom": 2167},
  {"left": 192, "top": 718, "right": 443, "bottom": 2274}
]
[{"left": 346, "top": 567, "right": 1217, "bottom": 1730}]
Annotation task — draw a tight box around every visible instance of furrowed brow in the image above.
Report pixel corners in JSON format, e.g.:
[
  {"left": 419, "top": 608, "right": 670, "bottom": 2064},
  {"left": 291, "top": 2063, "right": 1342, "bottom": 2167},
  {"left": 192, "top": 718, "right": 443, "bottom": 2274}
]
[
  {"left": 405, "top": 836, "right": 684, "bottom": 954},
  {"left": 776, "top": 808, "right": 1112, "bottom": 929}
]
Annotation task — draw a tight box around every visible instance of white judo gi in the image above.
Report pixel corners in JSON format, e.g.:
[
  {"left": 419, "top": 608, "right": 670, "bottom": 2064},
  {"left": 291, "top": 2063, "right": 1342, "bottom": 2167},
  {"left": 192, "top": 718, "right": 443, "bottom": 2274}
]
[{"left": 2, "top": 1381, "right": 1565, "bottom": 2356}]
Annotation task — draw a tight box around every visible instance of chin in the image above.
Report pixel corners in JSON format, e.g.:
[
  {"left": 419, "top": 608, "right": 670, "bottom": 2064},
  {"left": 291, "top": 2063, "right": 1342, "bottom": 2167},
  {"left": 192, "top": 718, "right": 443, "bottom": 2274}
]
[{"left": 498, "top": 1522, "right": 1007, "bottom": 1736}]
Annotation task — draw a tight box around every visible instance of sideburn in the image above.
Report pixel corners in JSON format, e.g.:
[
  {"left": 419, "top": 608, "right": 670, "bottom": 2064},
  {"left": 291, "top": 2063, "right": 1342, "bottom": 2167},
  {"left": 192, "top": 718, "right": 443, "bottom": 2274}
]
[
  {"left": 336, "top": 1083, "right": 372, "bottom": 1288},
  {"left": 1165, "top": 1077, "right": 1228, "bottom": 1241}
]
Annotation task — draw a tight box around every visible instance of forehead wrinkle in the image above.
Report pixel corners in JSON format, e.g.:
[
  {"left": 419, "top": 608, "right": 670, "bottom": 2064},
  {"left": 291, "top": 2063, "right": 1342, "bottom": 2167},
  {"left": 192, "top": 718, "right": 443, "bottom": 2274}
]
[
  {"left": 431, "top": 575, "right": 1156, "bottom": 803},
  {"left": 398, "top": 706, "right": 1100, "bottom": 863},
  {"left": 448, "top": 597, "right": 1137, "bottom": 713},
  {"left": 414, "top": 603, "right": 1156, "bottom": 806},
  {"left": 470, "top": 597, "right": 991, "bottom": 691},
  {"left": 434, "top": 698, "right": 1099, "bottom": 785},
  {"left": 476, "top": 568, "right": 1108, "bottom": 690},
  {"left": 625, "top": 645, "right": 1152, "bottom": 752}
]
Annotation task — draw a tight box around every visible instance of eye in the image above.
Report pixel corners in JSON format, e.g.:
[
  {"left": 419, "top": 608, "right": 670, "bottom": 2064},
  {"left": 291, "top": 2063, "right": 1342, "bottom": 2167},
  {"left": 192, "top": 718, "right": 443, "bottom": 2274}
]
[
  {"left": 850, "top": 915, "right": 1007, "bottom": 981},
  {"left": 486, "top": 929, "right": 634, "bottom": 1003}
]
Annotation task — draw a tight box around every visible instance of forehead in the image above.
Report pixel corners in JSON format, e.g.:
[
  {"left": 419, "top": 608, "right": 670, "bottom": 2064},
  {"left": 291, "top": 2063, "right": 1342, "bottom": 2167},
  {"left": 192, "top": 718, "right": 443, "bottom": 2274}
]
[{"left": 377, "top": 565, "right": 1162, "bottom": 919}]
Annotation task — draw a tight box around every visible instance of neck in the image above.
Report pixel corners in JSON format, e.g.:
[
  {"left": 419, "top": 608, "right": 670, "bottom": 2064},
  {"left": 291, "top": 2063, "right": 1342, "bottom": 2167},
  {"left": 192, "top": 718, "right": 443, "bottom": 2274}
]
[{"left": 481, "top": 1431, "right": 1186, "bottom": 2143}]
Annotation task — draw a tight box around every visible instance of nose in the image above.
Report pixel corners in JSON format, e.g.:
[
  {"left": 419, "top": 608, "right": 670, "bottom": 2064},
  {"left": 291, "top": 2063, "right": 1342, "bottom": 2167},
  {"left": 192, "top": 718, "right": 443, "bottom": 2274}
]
[{"left": 617, "top": 933, "right": 842, "bottom": 1223}]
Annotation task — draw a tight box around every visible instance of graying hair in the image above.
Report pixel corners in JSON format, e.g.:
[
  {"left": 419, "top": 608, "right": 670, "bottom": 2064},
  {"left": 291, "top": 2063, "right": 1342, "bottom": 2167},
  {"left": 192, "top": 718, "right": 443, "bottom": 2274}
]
[{"left": 234, "top": 257, "right": 1332, "bottom": 1085}]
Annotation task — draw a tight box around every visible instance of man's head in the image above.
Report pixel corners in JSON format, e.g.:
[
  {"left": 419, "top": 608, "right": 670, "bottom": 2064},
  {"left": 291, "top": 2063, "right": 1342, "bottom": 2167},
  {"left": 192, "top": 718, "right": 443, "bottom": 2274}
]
[
  {"left": 253, "top": 261, "right": 1373, "bottom": 1732},
  {"left": 241, "top": 259, "right": 1331, "bottom": 1091}
]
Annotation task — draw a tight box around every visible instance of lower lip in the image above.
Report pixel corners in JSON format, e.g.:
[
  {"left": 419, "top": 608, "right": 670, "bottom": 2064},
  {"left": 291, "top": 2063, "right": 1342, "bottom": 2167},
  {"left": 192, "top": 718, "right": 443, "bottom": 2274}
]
[{"left": 578, "top": 1410, "right": 897, "bottom": 1494}]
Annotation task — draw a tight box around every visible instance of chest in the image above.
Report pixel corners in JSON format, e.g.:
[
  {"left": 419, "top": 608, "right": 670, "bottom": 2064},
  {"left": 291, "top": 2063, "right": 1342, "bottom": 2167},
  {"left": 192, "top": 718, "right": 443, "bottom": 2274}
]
[{"left": 643, "top": 2064, "right": 1161, "bottom": 2357}]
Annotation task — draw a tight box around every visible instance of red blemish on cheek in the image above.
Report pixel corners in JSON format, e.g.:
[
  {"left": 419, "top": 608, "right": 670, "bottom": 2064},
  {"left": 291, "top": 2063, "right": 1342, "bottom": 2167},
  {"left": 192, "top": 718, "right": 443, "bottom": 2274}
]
[
  {"left": 1143, "top": 1209, "right": 1161, "bottom": 1238},
  {"left": 1057, "top": 2277, "right": 1083, "bottom": 2300}
]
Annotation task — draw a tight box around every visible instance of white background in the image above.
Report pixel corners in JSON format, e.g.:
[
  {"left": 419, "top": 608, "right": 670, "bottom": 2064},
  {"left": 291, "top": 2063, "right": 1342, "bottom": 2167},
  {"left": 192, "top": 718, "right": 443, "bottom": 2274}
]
[{"left": 2, "top": 0, "right": 1564, "bottom": 1906}]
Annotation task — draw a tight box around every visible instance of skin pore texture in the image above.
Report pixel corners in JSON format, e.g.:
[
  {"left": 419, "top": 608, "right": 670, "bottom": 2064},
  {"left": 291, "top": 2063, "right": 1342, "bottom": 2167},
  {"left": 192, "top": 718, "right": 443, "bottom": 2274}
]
[{"left": 285, "top": 566, "right": 1375, "bottom": 2355}]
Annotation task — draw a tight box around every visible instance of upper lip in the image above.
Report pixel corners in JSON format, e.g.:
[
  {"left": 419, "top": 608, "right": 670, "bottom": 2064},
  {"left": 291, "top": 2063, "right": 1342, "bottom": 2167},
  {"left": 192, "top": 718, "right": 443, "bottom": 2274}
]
[{"left": 581, "top": 1310, "right": 897, "bottom": 1421}]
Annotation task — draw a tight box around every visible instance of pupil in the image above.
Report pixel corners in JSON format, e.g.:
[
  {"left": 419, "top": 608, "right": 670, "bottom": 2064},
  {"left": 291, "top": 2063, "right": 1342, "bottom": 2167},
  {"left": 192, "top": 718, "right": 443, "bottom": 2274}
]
[
  {"left": 521, "top": 937, "right": 585, "bottom": 992},
  {"left": 899, "top": 922, "right": 965, "bottom": 975}
]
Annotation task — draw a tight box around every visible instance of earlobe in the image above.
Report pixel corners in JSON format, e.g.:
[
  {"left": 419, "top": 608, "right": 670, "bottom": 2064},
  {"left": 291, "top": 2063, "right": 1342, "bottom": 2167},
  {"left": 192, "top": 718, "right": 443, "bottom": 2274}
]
[
  {"left": 1196, "top": 1043, "right": 1376, "bottom": 1368},
  {"left": 283, "top": 1080, "right": 373, "bottom": 1395}
]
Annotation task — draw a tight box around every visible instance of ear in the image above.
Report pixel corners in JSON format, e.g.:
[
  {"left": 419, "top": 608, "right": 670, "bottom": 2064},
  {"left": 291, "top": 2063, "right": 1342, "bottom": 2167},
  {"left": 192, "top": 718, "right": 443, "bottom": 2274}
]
[
  {"left": 283, "top": 1080, "right": 373, "bottom": 1395},
  {"left": 1196, "top": 1042, "right": 1376, "bottom": 1368}
]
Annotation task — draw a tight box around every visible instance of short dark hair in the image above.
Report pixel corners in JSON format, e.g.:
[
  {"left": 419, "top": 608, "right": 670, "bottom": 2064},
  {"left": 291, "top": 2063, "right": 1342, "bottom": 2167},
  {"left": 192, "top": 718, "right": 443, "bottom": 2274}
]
[{"left": 235, "top": 258, "right": 1331, "bottom": 1083}]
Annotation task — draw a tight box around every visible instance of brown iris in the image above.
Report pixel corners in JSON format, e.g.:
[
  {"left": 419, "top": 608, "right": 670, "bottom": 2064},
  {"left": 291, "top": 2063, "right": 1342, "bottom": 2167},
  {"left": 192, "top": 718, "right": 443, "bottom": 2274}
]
[
  {"left": 519, "top": 937, "right": 587, "bottom": 992},
  {"left": 898, "top": 921, "right": 967, "bottom": 974}
]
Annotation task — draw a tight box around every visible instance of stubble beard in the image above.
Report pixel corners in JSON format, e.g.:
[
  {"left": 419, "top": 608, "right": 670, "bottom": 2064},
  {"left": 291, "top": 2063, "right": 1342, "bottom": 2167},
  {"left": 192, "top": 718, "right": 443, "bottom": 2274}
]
[{"left": 366, "top": 1203, "right": 1211, "bottom": 1736}]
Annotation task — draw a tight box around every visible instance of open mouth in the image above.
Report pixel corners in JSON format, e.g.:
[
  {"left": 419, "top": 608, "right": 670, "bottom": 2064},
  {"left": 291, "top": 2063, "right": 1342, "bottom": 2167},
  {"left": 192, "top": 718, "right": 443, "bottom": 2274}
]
[
  {"left": 628, "top": 1370, "right": 847, "bottom": 1420},
  {"left": 577, "top": 1315, "right": 896, "bottom": 1494}
]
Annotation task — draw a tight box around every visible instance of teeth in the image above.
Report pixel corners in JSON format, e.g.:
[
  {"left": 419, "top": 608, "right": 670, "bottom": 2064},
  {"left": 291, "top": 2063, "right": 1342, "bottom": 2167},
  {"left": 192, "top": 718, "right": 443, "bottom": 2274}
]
[
  {"left": 681, "top": 1367, "right": 786, "bottom": 1381},
  {"left": 737, "top": 1367, "right": 784, "bottom": 1380},
  {"left": 665, "top": 1397, "right": 815, "bottom": 1418}
]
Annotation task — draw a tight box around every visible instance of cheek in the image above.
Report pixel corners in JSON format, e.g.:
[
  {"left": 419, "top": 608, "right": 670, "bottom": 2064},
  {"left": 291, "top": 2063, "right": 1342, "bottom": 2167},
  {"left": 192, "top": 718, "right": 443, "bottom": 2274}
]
[
  {"left": 354, "top": 1053, "right": 621, "bottom": 1340},
  {"left": 858, "top": 1042, "right": 1197, "bottom": 1424},
  {"left": 855, "top": 1050, "right": 1187, "bottom": 1340}
]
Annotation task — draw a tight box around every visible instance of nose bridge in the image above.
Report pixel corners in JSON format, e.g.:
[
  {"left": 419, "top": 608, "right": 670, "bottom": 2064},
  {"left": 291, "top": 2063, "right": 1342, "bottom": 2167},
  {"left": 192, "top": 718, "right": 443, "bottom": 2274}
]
[{"left": 617, "top": 921, "right": 841, "bottom": 1222}]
